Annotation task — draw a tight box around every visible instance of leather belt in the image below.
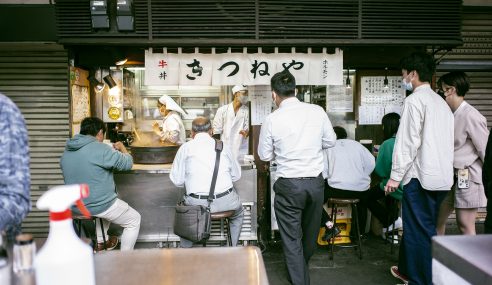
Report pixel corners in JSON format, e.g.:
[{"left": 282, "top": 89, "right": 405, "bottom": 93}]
[{"left": 189, "top": 188, "right": 233, "bottom": 200}]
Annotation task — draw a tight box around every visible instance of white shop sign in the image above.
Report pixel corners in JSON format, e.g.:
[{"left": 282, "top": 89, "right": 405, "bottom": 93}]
[{"left": 145, "top": 48, "right": 343, "bottom": 86}]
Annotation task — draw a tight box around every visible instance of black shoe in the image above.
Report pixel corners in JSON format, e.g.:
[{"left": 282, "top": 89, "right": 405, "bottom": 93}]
[{"left": 322, "top": 226, "right": 341, "bottom": 241}]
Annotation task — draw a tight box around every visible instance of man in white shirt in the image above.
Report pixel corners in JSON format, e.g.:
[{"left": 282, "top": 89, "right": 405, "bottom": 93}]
[
  {"left": 258, "top": 70, "right": 336, "bottom": 285},
  {"left": 385, "top": 52, "right": 454, "bottom": 285},
  {"left": 170, "top": 117, "right": 244, "bottom": 248},
  {"left": 212, "top": 85, "right": 249, "bottom": 162},
  {"left": 323, "top": 126, "right": 375, "bottom": 238}
]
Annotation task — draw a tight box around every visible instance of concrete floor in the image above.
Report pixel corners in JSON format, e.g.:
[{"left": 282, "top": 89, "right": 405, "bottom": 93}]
[{"left": 262, "top": 233, "right": 399, "bottom": 285}]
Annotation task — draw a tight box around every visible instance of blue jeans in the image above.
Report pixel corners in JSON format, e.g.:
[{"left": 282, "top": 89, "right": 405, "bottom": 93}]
[{"left": 399, "top": 179, "right": 448, "bottom": 285}]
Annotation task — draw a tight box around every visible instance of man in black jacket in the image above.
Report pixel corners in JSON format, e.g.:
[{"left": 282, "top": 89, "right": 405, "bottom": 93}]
[{"left": 483, "top": 131, "right": 492, "bottom": 234}]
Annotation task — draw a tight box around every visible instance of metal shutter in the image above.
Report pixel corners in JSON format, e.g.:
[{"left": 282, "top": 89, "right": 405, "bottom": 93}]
[
  {"left": 0, "top": 43, "right": 68, "bottom": 238},
  {"left": 435, "top": 7, "right": 492, "bottom": 127}
]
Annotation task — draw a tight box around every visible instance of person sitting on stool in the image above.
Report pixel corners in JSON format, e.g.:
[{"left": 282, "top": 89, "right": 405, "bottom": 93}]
[
  {"left": 322, "top": 126, "right": 375, "bottom": 240},
  {"left": 170, "top": 117, "right": 244, "bottom": 248},
  {"left": 60, "top": 117, "right": 141, "bottom": 251}
]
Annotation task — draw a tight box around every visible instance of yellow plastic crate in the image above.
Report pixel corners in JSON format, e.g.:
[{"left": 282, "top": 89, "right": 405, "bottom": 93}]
[{"left": 317, "top": 218, "right": 351, "bottom": 245}]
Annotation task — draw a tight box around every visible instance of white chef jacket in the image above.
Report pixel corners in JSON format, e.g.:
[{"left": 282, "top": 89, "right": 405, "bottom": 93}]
[
  {"left": 159, "top": 111, "right": 186, "bottom": 145},
  {"left": 212, "top": 103, "right": 249, "bottom": 161},
  {"left": 325, "top": 139, "right": 375, "bottom": 191},
  {"left": 390, "top": 84, "right": 454, "bottom": 190},
  {"left": 170, "top": 133, "right": 241, "bottom": 195},
  {"left": 258, "top": 97, "right": 337, "bottom": 178}
]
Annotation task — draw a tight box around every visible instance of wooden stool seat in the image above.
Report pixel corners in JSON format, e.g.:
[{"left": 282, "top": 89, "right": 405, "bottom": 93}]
[
  {"left": 327, "top": 198, "right": 360, "bottom": 204},
  {"left": 210, "top": 210, "right": 235, "bottom": 220}
]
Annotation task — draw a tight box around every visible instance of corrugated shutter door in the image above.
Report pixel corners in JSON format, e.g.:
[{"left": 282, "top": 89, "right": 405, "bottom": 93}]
[
  {"left": 0, "top": 43, "right": 68, "bottom": 238},
  {"left": 435, "top": 7, "right": 492, "bottom": 127}
]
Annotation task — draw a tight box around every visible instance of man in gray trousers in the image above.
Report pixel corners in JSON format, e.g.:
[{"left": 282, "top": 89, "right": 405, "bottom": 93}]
[{"left": 258, "top": 70, "right": 337, "bottom": 284}]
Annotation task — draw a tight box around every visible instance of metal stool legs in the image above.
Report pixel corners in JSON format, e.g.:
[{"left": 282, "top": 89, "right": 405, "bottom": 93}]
[
  {"left": 328, "top": 201, "right": 362, "bottom": 260},
  {"left": 74, "top": 217, "right": 107, "bottom": 251}
]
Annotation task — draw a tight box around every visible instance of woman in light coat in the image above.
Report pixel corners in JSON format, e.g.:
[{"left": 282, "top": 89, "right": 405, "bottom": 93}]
[{"left": 437, "top": 71, "right": 489, "bottom": 235}]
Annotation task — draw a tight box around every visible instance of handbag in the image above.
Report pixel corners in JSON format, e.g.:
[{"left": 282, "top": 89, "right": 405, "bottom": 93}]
[{"left": 173, "top": 140, "right": 223, "bottom": 242}]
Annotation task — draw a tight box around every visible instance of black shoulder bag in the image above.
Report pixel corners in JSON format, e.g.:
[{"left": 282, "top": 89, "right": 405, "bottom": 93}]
[{"left": 173, "top": 140, "right": 223, "bottom": 242}]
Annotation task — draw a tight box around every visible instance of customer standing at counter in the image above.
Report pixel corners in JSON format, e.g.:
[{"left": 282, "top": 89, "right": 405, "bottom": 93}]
[
  {"left": 170, "top": 117, "right": 244, "bottom": 248},
  {"left": 212, "top": 85, "right": 249, "bottom": 162},
  {"left": 0, "top": 93, "right": 31, "bottom": 240},
  {"left": 60, "top": 117, "right": 141, "bottom": 251},
  {"left": 436, "top": 71, "right": 489, "bottom": 236},
  {"left": 152, "top": 95, "right": 186, "bottom": 145},
  {"left": 385, "top": 52, "right": 454, "bottom": 285},
  {"left": 258, "top": 70, "right": 336, "bottom": 285}
]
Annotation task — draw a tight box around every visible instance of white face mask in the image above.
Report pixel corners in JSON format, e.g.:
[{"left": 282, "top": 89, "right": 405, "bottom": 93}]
[
  {"left": 402, "top": 74, "right": 413, "bottom": 91},
  {"left": 239, "top": 95, "right": 249, "bottom": 105}
]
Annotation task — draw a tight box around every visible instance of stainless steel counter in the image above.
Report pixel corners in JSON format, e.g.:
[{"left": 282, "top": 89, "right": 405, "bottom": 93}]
[
  {"left": 432, "top": 235, "right": 492, "bottom": 285},
  {"left": 11, "top": 247, "right": 269, "bottom": 285},
  {"left": 115, "top": 162, "right": 257, "bottom": 245}
]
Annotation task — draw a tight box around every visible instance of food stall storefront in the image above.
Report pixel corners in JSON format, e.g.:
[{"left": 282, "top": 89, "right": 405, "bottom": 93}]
[{"left": 56, "top": 0, "right": 465, "bottom": 246}]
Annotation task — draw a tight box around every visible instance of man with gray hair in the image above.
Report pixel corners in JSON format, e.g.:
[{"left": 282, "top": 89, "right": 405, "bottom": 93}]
[{"left": 170, "top": 117, "right": 244, "bottom": 247}]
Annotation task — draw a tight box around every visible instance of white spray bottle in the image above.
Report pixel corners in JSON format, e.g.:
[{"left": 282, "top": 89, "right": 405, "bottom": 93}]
[{"left": 34, "top": 184, "right": 95, "bottom": 285}]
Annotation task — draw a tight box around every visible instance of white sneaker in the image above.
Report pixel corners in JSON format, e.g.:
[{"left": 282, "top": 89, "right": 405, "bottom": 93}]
[{"left": 383, "top": 217, "right": 402, "bottom": 233}]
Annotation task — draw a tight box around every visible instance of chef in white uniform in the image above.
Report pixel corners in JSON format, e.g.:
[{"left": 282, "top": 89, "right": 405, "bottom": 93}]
[
  {"left": 152, "top": 95, "right": 186, "bottom": 145},
  {"left": 212, "top": 85, "right": 249, "bottom": 161}
]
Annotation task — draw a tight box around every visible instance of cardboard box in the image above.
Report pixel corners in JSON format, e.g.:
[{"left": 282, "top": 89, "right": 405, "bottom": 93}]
[{"left": 323, "top": 204, "right": 352, "bottom": 219}]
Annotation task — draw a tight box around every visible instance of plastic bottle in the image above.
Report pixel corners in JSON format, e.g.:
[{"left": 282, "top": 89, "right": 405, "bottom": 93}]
[{"left": 34, "top": 184, "right": 95, "bottom": 285}]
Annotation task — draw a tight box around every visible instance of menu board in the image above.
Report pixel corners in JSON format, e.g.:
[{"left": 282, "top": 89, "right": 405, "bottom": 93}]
[
  {"left": 249, "top": 85, "right": 272, "bottom": 126},
  {"left": 359, "top": 76, "right": 405, "bottom": 125},
  {"left": 326, "top": 83, "right": 353, "bottom": 112},
  {"left": 69, "top": 67, "right": 90, "bottom": 136}
]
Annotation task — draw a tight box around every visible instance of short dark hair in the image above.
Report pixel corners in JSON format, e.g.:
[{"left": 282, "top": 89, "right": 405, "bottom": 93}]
[
  {"left": 437, "top": 71, "right": 470, "bottom": 97},
  {"left": 271, "top": 69, "right": 296, "bottom": 97},
  {"left": 80, "top": 117, "right": 106, "bottom": 136},
  {"left": 381, "top": 113, "right": 400, "bottom": 141},
  {"left": 399, "top": 52, "right": 435, "bottom": 83},
  {"left": 192, "top": 117, "right": 211, "bottom": 133},
  {"left": 333, "top": 126, "right": 347, "bottom": 139}
]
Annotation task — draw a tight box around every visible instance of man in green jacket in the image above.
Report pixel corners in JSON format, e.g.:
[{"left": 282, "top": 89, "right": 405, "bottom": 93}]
[{"left": 60, "top": 117, "right": 140, "bottom": 251}]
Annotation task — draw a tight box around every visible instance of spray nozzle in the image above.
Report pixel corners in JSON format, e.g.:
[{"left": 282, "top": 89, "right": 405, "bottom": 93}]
[{"left": 37, "top": 184, "right": 92, "bottom": 220}]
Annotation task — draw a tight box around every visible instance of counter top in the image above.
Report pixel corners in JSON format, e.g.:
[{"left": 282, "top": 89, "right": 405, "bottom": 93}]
[
  {"left": 432, "top": 235, "right": 492, "bottom": 284},
  {"left": 95, "top": 247, "right": 268, "bottom": 285},
  {"left": 122, "top": 161, "right": 255, "bottom": 174}
]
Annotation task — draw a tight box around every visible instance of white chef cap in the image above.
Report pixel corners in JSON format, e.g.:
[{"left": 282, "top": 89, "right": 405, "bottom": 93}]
[
  {"left": 158, "top": 95, "right": 186, "bottom": 115},
  {"left": 232, "top": 85, "right": 247, "bottom": 94}
]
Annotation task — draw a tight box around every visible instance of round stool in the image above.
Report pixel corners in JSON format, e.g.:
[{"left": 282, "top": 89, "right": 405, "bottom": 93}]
[
  {"left": 327, "top": 198, "right": 362, "bottom": 260},
  {"left": 204, "top": 210, "right": 235, "bottom": 247},
  {"left": 73, "top": 216, "right": 107, "bottom": 251}
]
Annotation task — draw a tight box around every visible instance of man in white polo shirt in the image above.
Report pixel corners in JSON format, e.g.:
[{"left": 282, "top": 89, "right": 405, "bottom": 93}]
[
  {"left": 258, "top": 70, "right": 336, "bottom": 285},
  {"left": 170, "top": 117, "right": 244, "bottom": 248}
]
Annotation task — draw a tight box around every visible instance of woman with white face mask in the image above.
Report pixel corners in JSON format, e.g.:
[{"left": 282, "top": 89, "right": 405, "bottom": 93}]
[
  {"left": 212, "top": 85, "right": 250, "bottom": 162},
  {"left": 152, "top": 95, "right": 186, "bottom": 145},
  {"left": 436, "top": 71, "right": 489, "bottom": 235}
]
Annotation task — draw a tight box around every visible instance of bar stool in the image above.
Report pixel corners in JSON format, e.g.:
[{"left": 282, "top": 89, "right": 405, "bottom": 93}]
[
  {"left": 386, "top": 199, "right": 401, "bottom": 254},
  {"left": 204, "top": 210, "right": 235, "bottom": 247},
  {"left": 73, "top": 216, "right": 107, "bottom": 251},
  {"left": 327, "top": 198, "right": 363, "bottom": 260}
]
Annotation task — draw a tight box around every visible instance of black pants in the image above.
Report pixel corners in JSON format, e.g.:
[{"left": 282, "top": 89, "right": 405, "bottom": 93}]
[
  {"left": 366, "top": 185, "right": 399, "bottom": 228},
  {"left": 274, "top": 174, "right": 324, "bottom": 285},
  {"left": 323, "top": 183, "right": 369, "bottom": 235}
]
